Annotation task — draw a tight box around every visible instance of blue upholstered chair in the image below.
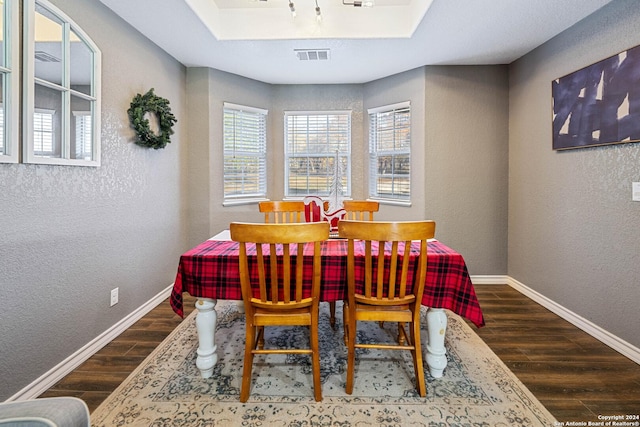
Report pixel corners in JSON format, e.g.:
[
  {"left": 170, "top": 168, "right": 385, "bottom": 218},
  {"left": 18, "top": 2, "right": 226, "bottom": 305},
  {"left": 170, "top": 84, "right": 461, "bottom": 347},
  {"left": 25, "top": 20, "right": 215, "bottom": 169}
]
[{"left": 0, "top": 397, "right": 90, "bottom": 427}]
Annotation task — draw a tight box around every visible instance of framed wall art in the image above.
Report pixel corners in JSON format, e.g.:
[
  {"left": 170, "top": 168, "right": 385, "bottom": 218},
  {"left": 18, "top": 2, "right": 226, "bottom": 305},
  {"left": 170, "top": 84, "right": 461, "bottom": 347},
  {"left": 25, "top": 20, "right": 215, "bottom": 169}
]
[{"left": 552, "top": 44, "right": 640, "bottom": 150}]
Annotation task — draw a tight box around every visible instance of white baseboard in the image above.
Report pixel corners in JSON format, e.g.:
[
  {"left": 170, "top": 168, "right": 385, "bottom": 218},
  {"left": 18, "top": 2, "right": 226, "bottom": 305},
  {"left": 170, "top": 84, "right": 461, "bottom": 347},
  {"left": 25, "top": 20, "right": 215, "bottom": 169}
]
[
  {"left": 506, "top": 276, "right": 640, "bottom": 365},
  {"left": 7, "top": 285, "right": 174, "bottom": 402},
  {"left": 470, "top": 275, "right": 510, "bottom": 285}
]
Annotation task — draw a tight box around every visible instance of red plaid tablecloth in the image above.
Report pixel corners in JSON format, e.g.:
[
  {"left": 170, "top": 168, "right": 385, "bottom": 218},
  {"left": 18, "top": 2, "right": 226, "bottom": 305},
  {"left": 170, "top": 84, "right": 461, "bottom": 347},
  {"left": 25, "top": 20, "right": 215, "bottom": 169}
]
[{"left": 170, "top": 239, "right": 485, "bottom": 327}]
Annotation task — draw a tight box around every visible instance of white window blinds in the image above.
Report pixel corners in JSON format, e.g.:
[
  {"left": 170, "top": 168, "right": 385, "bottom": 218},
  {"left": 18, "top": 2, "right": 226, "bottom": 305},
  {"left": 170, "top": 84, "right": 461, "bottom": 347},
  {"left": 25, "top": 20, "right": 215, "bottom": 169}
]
[
  {"left": 33, "top": 110, "right": 54, "bottom": 155},
  {"left": 284, "top": 111, "right": 351, "bottom": 197},
  {"left": 0, "top": 106, "right": 4, "bottom": 154},
  {"left": 74, "top": 112, "right": 92, "bottom": 160},
  {"left": 368, "top": 101, "right": 411, "bottom": 201},
  {"left": 223, "top": 103, "right": 268, "bottom": 202}
]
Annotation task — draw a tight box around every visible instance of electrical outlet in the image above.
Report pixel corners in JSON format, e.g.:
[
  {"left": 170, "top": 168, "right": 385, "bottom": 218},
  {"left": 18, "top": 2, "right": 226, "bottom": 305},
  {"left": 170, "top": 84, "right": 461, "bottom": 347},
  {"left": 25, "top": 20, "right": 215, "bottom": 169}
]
[
  {"left": 110, "top": 288, "right": 119, "bottom": 307},
  {"left": 633, "top": 182, "right": 640, "bottom": 202}
]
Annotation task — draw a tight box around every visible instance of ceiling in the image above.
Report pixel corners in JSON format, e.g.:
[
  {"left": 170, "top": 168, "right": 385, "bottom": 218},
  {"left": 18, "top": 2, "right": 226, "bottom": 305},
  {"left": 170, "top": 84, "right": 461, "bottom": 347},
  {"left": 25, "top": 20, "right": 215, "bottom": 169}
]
[{"left": 98, "top": 0, "right": 613, "bottom": 85}]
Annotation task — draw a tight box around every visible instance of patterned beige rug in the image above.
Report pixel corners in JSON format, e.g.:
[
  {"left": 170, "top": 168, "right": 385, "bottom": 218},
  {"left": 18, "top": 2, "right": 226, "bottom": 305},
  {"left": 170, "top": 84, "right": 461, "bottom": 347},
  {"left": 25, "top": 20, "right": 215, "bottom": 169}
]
[{"left": 91, "top": 300, "right": 557, "bottom": 426}]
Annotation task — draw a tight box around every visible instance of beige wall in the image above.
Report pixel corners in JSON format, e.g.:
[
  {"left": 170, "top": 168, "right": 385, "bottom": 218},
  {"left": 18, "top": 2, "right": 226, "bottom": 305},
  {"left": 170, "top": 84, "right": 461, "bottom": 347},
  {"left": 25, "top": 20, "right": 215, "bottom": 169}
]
[{"left": 509, "top": 0, "right": 640, "bottom": 347}]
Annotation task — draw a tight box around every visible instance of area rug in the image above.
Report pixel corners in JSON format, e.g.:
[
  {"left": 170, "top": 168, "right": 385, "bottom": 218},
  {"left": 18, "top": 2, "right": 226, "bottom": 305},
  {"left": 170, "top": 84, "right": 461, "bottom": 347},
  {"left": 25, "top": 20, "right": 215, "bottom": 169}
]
[{"left": 91, "top": 300, "right": 557, "bottom": 426}]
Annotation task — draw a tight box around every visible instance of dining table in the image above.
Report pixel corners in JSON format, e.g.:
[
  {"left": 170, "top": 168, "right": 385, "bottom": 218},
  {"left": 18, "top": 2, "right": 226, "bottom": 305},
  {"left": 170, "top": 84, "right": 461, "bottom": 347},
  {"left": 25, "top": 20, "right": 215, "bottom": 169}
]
[{"left": 170, "top": 230, "right": 485, "bottom": 380}]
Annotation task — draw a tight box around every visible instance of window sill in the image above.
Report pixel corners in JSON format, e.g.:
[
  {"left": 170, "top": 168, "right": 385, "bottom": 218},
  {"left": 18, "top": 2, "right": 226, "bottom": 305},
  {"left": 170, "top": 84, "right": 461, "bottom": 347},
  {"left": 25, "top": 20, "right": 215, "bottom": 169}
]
[
  {"left": 223, "top": 197, "right": 269, "bottom": 207},
  {"left": 369, "top": 198, "right": 412, "bottom": 207}
]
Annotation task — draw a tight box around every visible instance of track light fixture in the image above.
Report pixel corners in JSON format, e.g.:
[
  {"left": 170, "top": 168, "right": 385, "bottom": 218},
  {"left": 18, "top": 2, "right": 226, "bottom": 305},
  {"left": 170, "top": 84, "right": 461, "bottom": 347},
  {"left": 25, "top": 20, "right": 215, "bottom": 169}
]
[
  {"left": 288, "top": 1, "right": 296, "bottom": 18},
  {"left": 257, "top": 0, "right": 324, "bottom": 21},
  {"left": 342, "top": 0, "right": 374, "bottom": 7}
]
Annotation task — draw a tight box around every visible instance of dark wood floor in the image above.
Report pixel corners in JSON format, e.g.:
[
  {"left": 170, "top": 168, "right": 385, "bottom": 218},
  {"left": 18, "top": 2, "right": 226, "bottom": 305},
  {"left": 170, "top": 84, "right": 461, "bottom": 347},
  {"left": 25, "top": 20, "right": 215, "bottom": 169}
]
[{"left": 40, "top": 285, "right": 640, "bottom": 423}]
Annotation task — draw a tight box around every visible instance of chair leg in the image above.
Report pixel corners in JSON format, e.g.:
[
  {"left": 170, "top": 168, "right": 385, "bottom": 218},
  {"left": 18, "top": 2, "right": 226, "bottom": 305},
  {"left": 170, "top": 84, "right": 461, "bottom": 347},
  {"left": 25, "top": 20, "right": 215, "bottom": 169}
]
[
  {"left": 410, "top": 320, "right": 427, "bottom": 397},
  {"left": 240, "top": 323, "right": 257, "bottom": 402},
  {"left": 310, "top": 323, "right": 322, "bottom": 401},
  {"left": 345, "top": 310, "right": 356, "bottom": 395},
  {"left": 397, "top": 322, "right": 406, "bottom": 345},
  {"left": 257, "top": 326, "right": 265, "bottom": 350},
  {"left": 329, "top": 302, "right": 336, "bottom": 329},
  {"left": 342, "top": 301, "right": 348, "bottom": 346}
]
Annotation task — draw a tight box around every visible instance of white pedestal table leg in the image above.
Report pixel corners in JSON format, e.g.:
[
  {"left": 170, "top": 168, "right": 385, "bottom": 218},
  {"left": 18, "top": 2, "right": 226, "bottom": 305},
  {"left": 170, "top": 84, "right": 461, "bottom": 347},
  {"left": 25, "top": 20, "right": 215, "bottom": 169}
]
[
  {"left": 195, "top": 298, "right": 218, "bottom": 378},
  {"left": 425, "top": 308, "right": 448, "bottom": 378}
]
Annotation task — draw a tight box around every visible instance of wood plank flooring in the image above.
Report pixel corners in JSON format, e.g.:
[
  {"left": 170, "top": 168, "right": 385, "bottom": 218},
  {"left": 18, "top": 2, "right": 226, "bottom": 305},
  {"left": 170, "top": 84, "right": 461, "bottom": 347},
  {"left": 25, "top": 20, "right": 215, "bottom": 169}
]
[{"left": 40, "top": 285, "right": 640, "bottom": 423}]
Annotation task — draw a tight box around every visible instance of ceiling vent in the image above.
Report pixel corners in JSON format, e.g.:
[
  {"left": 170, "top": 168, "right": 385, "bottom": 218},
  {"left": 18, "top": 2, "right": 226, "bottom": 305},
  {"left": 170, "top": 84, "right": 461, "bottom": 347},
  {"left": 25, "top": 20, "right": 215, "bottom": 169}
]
[
  {"left": 34, "top": 51, "right": 61, "bottom": 62},
  {"left": 295, "top": 49, "right": 330, "bottom": 61}
]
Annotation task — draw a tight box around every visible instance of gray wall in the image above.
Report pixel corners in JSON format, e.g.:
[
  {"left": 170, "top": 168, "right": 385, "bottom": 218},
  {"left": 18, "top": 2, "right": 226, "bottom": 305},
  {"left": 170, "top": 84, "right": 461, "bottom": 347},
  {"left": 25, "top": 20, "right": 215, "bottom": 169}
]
[
  {"left": 0, "top": 0, "right": 187, "bottom": 400},
  {"left": 364, "top": 67, "right": 428, "bottom": 221},
  {"left": 185, "top": 68, "right": 274, "bottom": 246},
  {"left": 509, "top": 0, "right": 640, "bottom": 348},
  {"left": 423, "top": 65, "right": 509, "bottom": 275},
  {"left": 187, "top": 66, "right": 509, "bottom": 278}
]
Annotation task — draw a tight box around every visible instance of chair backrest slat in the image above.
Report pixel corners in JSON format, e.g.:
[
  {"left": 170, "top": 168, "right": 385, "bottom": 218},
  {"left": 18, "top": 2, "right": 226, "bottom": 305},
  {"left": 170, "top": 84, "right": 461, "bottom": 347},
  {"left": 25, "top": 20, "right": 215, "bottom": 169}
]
[
  {"left": 295, "top": 242, "right": 305, "bottom": 302},
  {"left": 376, "top": 242, "right": 386, "bottom": 299},
  {"left": 272, "top": 243, "right": 282, "bottom": 303}
]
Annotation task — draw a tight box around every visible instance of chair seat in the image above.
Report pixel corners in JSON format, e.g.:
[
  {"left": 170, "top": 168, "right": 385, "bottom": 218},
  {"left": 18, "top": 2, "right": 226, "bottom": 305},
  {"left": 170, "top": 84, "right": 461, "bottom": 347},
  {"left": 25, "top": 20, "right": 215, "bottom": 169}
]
[
  {"left": 0, "top": 397, "right": 90, "bottom": 427},
  {"left": 254, "top": 308, "right": 312, "bottom": 326},
  {"left": 354, "top": 304, "right": 413, "bottom": 323}
]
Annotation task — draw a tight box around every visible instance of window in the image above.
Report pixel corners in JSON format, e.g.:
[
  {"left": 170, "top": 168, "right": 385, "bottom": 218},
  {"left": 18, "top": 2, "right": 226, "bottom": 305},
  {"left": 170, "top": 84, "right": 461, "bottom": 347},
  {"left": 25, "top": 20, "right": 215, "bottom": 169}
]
[
  {"left": 0, "top": 106, "right": 3, "bottom": 153},
  {"left": 368, "top": 102, "right": 411, "bottom": 202},
  {"left": 0, "top": 0, "right": 19, "bottom": 164},
  {"left": 223, "top": 102, "right": 268, "bottom": 204},
  {"left": 73, "top": 111, "right": 91, "bottom": 160},
  {"left": 22, "top": 0, "right": 101, "bottom": 166},
  {"left": 284, "top": 111, "right": 351, "bottom": 198},
  {"left": 33, "top": 108, "right": 54, "bottom": 155}
]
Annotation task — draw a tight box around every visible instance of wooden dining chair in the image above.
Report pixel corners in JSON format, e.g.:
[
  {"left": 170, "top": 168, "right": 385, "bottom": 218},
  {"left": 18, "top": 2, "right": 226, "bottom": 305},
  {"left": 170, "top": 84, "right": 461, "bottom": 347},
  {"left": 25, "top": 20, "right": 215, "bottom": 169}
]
[
  {"left": 342, "top": 200, "right": 380, "bottom": 221},
  {"left": 338, "top": 219, "right": 436, "bottom": 397},
  {"left": 230, "top": 221, "right": 330, "bottom": 402},
  {"left": 258, "top": 200, "right": 306, "bottom": 223},
  {"left": 327, "top": 200, "right": 380, "bottom": 328}
]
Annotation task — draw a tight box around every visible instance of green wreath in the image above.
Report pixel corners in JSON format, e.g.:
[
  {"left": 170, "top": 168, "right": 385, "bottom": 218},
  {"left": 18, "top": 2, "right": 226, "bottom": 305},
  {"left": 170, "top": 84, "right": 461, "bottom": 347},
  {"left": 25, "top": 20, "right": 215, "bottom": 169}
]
[{"left": 128, "top": 88, "right": 177, "bottom": 149}]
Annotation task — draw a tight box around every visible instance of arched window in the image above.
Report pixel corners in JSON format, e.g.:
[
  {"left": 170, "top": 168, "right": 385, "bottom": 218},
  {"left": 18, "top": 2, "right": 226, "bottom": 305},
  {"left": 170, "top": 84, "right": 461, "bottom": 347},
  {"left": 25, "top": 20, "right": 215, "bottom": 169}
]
[
  {"left": 22, "top": 0, "right": 101, "bottom": 166},
  {"left": 0, "top": 0, "right": 20, "bottom": 164}
]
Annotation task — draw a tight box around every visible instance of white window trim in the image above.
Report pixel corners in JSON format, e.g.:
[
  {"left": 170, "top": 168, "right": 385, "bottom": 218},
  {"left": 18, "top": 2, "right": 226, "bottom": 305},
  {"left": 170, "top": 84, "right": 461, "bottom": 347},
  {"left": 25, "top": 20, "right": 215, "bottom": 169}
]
[
  {"left": 222, "top": 102, "right": 268, "bottom": 205},
  {"left": 368, "top": 101, "right": 411, "bottom": 204},
  {"left": 0, "top": 0, "right": 20, "bottom": 164},
  {"left": 284, "top": 110, "right": 352, "bottom": 198},
  {"left": 22, "top": 0, "right": 101, "bottom": 167}
]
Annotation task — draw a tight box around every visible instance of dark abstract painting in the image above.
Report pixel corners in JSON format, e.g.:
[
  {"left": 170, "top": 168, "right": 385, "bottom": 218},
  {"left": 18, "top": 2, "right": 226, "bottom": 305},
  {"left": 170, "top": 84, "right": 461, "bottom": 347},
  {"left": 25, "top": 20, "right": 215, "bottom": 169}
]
[{"left": 552, "top": 45, "right": 640, "bottom": 150}]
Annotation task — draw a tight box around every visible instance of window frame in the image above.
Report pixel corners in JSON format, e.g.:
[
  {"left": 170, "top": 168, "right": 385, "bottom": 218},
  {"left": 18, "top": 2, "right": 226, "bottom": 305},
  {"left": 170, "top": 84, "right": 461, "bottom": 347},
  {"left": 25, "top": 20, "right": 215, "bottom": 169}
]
[
  {"left": 0, "top": 0, "right": 20, "bottom": 164},
  {"left": 22, "top": 0, "right": 101, "bottom": 167},
  {"left": 284, "top": 110, "right": 352, "bottom": 199},
  {"left": 368, "top": 101, "right": 411, "bottom": 204},
  {"left": 222, "top": 102, "right": 268, "bottom": 206}
]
